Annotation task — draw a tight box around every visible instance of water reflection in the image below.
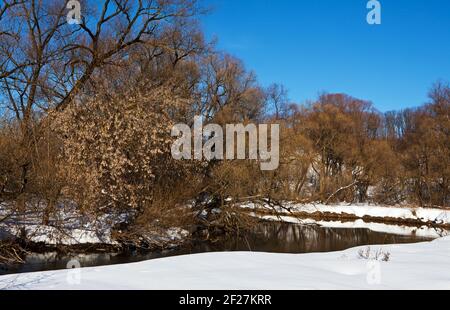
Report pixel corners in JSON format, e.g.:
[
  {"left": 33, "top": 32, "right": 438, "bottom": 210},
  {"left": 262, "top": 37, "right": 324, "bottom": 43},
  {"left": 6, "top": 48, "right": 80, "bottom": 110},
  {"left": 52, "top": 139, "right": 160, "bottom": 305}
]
[
  {"left": 1, "top": 221, "right": 434, "bottom": 276},
  {"left": 196, "top": 222, "right": 433, "bottom": 254}
]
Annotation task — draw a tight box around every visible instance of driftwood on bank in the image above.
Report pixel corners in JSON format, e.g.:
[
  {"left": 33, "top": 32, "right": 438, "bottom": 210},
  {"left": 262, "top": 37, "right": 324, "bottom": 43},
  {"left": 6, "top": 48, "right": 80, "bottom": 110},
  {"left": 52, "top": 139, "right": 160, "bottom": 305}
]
[{"left": 0, "top": 242, "right": 26, "bottom": 265}]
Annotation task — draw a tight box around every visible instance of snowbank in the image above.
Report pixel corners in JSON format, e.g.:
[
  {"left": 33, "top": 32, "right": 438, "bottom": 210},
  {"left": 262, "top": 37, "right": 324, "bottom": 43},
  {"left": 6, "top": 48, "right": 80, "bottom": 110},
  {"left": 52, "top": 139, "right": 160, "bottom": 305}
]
[
  {"left": 1, "top": 237, "right": 449, "bottom": 290},
  {"left": 244, "top": 202, "right": 450, "bottom": 225},
  {"left": 0, "top": 204, "right": 188, "bottom": 247},
  {"left": 258, "top": 215, "right": 449, "bottom": 239}
]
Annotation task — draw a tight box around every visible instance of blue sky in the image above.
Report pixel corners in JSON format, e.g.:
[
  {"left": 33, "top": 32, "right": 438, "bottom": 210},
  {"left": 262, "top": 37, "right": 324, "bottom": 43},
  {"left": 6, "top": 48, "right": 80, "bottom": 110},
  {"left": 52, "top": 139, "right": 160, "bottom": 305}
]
[{"left": 201, "top": 0, "right": 450, "bottom": 112}]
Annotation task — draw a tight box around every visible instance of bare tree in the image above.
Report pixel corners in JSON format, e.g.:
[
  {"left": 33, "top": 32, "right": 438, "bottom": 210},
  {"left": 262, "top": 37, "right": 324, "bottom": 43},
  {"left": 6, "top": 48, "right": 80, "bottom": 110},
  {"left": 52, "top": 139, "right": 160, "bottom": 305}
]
[
  {"left": 198, "top": 53, "right": 265, "bottom": 124},
  {"left": 0, "top": 0, "right": 200, "bottom": 198},
  {"left": 0, "top": 0, "right": 200, "bottom": 130},
  {"left": 266, "top": 83, "right": 289, "bottom": 120}
]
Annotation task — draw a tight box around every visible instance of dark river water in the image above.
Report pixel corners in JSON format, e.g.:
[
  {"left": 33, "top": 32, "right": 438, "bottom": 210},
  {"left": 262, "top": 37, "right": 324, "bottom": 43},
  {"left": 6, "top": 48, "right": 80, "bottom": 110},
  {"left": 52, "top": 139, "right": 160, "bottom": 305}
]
[{"left": 0, "top": 221, "right": 434, "bottom": 276}]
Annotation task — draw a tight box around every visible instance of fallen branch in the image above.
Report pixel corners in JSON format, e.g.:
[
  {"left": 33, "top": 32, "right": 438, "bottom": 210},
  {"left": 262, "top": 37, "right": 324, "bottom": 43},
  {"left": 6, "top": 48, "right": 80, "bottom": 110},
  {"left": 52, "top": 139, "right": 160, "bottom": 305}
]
[
  {"left": 325, "top": 182, "right": 358, "bottom": 205},
  {"left": 0, "top": 242, "right": 26, "bottom": 265},
  {"left": 0, "top": 212, "right": 15, "bottom": 224}
]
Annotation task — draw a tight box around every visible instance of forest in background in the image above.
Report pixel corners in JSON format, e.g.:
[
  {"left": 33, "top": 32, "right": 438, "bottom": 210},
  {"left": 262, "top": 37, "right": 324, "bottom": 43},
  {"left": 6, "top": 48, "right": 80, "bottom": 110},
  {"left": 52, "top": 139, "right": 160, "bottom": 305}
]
[{"left": 0, "top": 1, "right": 448, "bottom": 256}]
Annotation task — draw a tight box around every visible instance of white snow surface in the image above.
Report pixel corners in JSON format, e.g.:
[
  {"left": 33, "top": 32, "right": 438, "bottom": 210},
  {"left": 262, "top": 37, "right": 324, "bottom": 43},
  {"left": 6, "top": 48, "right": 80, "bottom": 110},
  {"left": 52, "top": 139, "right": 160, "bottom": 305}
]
[
  {"left": 3, "top": 202, "right": 449, "bottom": 245},
  {"left": 0, "top": 204, "right": 120, "bottom": 245},
  {"left": 258, "top": 215, "right": 449, "bottom": 239},
  {"left": 0, "top": 203, "right": 188, "bottom": 246},
  {"left": 244, "top": 202, "right": 450, "bottom": 225},
  {"left": 1, "top": 237, "right": 449, "bottom": 290}
]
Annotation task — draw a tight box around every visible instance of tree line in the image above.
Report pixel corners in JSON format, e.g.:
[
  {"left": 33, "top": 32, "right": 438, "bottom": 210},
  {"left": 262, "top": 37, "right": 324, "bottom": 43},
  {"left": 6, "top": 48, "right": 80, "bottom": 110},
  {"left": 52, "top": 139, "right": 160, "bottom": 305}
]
[{"left": 0, "top": 1, "right": 448, "bottom": 243}]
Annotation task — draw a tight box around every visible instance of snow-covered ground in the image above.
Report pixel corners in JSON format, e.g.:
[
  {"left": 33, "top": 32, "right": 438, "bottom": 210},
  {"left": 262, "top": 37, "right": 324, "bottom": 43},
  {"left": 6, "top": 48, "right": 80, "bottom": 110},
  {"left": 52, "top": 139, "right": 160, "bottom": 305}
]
[
  {"left": 243, "top": 202, "right": 450, "bottom": 239},
  {"left": 3, "top": 201, "right": 449, "bottom": 246},
  {"left": 1, "top": 237, "right": 449, "bottom": 290},
  {"left": 259, "top": 215, "right": 449, "bottom": 239},
  {"left": 0, "top": 202, "right": 118, "bottom": 245},
  {"left": 0, "top": 203, "right": 188, "bottom": 247},
  {"left": 244, "top": 202, "right": 450, "bottom": 225}
]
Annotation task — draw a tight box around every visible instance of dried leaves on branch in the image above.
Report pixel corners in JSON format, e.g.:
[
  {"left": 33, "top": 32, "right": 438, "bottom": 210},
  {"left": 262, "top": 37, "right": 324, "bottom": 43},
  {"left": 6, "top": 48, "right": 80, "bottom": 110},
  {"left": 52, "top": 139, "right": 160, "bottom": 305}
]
[{"left": 0, "top": 1, "right": 448, "bottom": 254}]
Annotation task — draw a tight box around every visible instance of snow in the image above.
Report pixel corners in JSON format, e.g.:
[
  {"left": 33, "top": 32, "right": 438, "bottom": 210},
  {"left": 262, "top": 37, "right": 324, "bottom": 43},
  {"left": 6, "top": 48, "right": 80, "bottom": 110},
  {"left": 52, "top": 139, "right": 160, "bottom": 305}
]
[
  {"left": 0, "top": 203, "right": 188, "bottom": 246},
  {"left": 0, "top": 205, "right": 118, "bottom": 245},
  {"left": 258, "top": 215, "right": 449, "bottom": 239},
  {"left": 244, "top": 202, "right": 450, "bottom": 225},
  {"left": 18, "top": 226, "right": 114, "bottom": 245},
  {"left": 1, "top": 237, "right": 449, "bottom": 290},
  {"left": 246, "top": 202, "right": 450, "bottom": 239},
  {"left": 3, "top": 201, "right": 449, "bottom": 246}
]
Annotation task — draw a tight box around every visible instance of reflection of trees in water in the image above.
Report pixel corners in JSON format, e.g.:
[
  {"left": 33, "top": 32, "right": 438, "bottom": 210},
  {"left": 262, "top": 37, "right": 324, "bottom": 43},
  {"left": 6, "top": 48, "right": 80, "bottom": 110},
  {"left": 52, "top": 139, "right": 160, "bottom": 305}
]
[
  {"left": 4, "top": 222, "right": 434, "bottom": 275},
  {"left": 243, "top": 222, "right": 431, "bottom": 254}
]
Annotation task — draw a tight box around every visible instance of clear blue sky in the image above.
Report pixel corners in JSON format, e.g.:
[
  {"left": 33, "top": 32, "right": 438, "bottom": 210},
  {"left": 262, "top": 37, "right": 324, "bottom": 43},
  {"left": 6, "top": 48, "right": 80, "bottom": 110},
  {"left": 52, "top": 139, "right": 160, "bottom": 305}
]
[{"left": 201, "top": 0, "right": 450, "bottom": 112}]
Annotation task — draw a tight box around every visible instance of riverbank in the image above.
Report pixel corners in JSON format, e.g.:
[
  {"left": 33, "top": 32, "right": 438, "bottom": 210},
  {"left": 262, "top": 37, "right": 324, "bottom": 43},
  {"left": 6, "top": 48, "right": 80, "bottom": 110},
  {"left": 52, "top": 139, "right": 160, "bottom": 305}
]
[
  {"left": 1, "top": 236, "right": 449, "bottom": 290},
  {"left": 244, "top": 202, "right": 450, "bottom": 230},
  {"left": 0, "top": 202, "right": 190, "bottom": 254},
  {"left": 2, "top": 202, "right": 449, "bottom": 261}
]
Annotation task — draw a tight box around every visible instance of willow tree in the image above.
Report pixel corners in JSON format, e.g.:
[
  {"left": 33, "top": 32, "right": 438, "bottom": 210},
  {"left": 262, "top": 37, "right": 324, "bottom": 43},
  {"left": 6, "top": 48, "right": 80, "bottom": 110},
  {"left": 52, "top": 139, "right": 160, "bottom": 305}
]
[{"left": 0, "top": 0, "right": 200, "bottom": 195}]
